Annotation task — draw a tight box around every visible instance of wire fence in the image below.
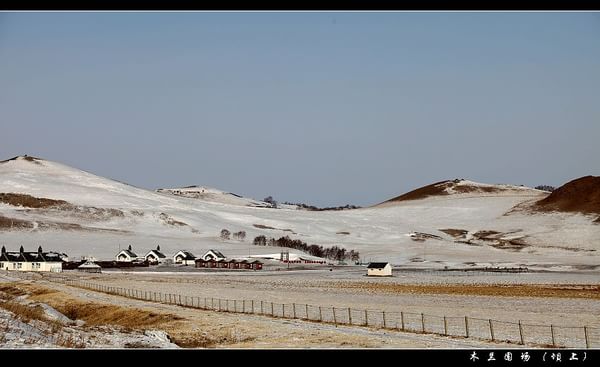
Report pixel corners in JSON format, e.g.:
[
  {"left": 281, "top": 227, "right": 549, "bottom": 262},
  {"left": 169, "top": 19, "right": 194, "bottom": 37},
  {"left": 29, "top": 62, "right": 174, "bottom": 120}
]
[{"left": 8, "top": 271, "right": 598, "bottom": 349}]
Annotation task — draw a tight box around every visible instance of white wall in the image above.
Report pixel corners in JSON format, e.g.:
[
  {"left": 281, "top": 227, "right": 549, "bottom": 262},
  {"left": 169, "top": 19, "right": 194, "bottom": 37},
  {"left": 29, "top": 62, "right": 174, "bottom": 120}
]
[
  {"left": 367, "top": 265, "right": 392, "bottom": 276},
  {"left": 0, "top": 261, "right": 62, "bottom": 272}
]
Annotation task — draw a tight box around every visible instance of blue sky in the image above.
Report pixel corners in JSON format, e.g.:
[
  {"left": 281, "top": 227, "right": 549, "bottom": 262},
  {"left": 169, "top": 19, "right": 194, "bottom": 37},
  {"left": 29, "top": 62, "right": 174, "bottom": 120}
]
[{"left": 1, "top": 12, "right": 599, "bottom": 206}]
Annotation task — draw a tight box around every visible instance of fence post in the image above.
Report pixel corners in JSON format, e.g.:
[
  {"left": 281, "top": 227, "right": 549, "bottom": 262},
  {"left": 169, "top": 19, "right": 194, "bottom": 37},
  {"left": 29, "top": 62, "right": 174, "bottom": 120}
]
[
  {"left": 383, "top": 311, "right": 386, "bottom": 329},
  {"left": 179, "top": 295, "right": 182, "bottom": 305},
  {"left": 219, "top": 299, "right": 222, "bottom": 311},
  {"left": 401, "top": 312, "right": 405, "bottom": 331},
  {"left": 234, "top": 300, "right": 237, "bottom": 313},
  {"left": 319, "top": 306, "right": 322, "bottom": 322},
  {"left": 551, "top": 324, "right": 555, "bottom": 347},
  {"left": 211, "top": 298, "right": 214, "bottom": 309},
  {"left": 261, "top": 300, "right": 263, "bottom": 315},
  {"left": 489, "top": 319, "right": 495, "bottom": 341},
  {"left": 444, "top": 316, "right": 448, "bottom": 336},
  {"left": 226, "top": 299, "right": 229, "bottom": 312},
  {"left": 243, "top": 300, "right": 246, "bottom": 313},
  {"left": 252, "top": 300, "right": 254, "bottom": 313},
  {"left": 333, "top": 308, "right": 337, "bottom": 325},
  {"left": 365, "top": 310, "right": 368, "bottom": 326},
  {"left": 465, "top": 316, "right": 469, "bottom": 338},
  {"left": 283, "top": 303, "right": 285, "bottom": 317},
  {"left": 421, "top": 313, "right": 425, "bottom": 333},
  {"left": 293, "top": 303, "right": 296, "bottom": 319},
  {"left": 305, "top": 304, "right": 308, "bottom": 320},
  {"left": 271, "top": 302, "right": 274, "bottom": 317},
  {"left": 348, "top": 308, "right": 352, "bottom": 325},
  {"left": 584, "top": 326, "right": 590, "bottom": 349}
]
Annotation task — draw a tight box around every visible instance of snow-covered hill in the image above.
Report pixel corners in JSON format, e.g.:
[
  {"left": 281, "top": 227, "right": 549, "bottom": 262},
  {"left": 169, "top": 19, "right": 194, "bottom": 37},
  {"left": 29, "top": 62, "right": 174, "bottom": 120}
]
[
  {"left": 1, "top": 155, "right": 599, "bottom": 271},
  {"left": 156, "top": 186, "right": 297, "bottom": 209}
]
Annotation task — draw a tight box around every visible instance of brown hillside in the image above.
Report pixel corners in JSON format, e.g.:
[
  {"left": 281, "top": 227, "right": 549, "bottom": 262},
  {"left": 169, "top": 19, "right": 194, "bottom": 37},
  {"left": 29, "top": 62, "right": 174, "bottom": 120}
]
[
  {"left": 382, "top": 179, "right": 504, "bottom": 204},
  {"left": 534, "top": 176, "right": 600, "bottom": 215},
  {"left": 0, "top": 193, "right": 69, "bottom": 209},
  {"left": 384, "top": 180, "right": 453, "bottom": 202}
]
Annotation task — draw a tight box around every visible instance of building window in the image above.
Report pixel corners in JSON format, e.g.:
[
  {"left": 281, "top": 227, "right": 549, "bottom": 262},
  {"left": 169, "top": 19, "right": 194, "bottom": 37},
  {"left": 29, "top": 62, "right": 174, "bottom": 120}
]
[{"left": 17, "top": 263, "right": 22, "bottom": 269}]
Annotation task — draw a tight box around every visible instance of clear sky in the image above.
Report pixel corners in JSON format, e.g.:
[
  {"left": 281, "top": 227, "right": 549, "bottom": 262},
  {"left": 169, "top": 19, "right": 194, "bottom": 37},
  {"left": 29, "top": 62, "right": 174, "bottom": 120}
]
[{"left": 1, "top": 12, "right": 599, "bottom": 207}]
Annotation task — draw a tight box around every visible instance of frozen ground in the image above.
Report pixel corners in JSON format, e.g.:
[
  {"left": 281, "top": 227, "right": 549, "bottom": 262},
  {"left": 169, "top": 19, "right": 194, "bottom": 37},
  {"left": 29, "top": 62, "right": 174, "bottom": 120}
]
[
  {"left": 0, "top": 273, "right": 526, "bottom": 349},
  {"left": 1, "top": 156, "right": 598, "bottom": 272}
]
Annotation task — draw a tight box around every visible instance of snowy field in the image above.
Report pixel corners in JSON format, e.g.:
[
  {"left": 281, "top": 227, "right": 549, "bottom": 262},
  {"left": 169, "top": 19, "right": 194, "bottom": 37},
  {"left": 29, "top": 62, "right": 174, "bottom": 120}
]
[{"left": 1, "top": 272, "right": 526, "bottom": 349}]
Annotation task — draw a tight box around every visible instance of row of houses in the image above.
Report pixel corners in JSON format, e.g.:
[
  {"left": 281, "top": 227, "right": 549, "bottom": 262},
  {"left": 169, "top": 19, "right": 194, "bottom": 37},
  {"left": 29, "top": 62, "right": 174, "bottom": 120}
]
[
  {"left": 0, "top": 245, "right": 389, "bottom": 275},
  {"left": 116, "top": 246, "right": 226, "bottom": 265},
  {"left": 0, "top": 246, "right": 66, "bottom": 273},
  {"left": 116, "top": 246, "right": 263, "bottom": 270}
]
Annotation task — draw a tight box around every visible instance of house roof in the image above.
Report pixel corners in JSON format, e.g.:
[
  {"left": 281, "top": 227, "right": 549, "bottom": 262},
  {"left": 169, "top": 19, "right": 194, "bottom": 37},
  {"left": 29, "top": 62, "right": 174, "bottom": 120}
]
[
  {"left": 205, "top": 249, "right": 225, "bottom": 258},
  {"left": 147, "top": 250, "right": 166, "bottom": 258},
  {"left": 367, "top": 262, "right": 389, "bottom": 269},
  {"left": 175, "top": 250, "right": 196, "bottom": 260},
  {"left": 0, "top": 251, "right": 63, "bottom": 263},
  {"left": 78, "top": 261, "right": 101, "bottom": 269},
  {"left": 118, "top": 249, "right": 138, "bottom": 258}
]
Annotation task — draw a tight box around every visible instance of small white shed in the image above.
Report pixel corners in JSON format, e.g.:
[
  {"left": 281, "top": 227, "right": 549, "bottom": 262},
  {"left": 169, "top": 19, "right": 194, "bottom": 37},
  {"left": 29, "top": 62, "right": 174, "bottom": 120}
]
[
  {"left": 78, "top": 261, "right": 102, "bottom": 273},
  {"left": 367, "top": 262, "right": 392, "bottom": 277}
]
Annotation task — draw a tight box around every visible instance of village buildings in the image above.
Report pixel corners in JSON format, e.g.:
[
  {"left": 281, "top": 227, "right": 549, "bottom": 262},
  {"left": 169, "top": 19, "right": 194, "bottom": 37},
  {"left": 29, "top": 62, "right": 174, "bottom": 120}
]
[{"left": 0, "top": 246, "right": 63, "bottom": 272}]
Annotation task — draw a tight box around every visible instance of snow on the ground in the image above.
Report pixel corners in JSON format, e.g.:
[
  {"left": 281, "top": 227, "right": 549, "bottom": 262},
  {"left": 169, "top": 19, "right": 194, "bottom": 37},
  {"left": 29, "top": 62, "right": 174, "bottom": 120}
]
[
  {"left": 0, "top": 306, "right": 179, "bottom": 349},
  {"left": 0, "top": 156, "right": 599, "bottom": 271},
  {"left": 0, "top": 275, "right": 179, "bottom": 349}
]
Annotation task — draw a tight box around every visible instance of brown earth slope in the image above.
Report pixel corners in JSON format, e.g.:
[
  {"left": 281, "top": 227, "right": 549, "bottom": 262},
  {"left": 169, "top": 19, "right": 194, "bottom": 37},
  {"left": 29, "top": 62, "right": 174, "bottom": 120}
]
[
  {"left": 0, "top": 193, "right": 69, "bottom": 209},
  {"left": 381, "top": 179, "right": 506, "bottom": 204},
  {"left": 533, "top": 176, "right": 600, "bottom": 215}
]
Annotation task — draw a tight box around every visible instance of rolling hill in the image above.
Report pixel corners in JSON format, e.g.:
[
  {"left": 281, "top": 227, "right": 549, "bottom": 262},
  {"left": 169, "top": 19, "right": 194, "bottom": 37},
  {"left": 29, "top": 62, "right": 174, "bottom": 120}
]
[{"left": 1, "top": 155, "right": 598, "bottom": 271}]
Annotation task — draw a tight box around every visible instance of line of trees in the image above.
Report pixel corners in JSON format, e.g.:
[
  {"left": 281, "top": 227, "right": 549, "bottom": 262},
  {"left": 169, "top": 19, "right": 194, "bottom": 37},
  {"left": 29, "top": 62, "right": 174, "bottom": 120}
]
[
  {"left": 220, "top": 229, "right": 246, "bottom": 241},
  {"left": 282, "top": 202, "right": 361, "bottom": 211},
  {"left": 253, "top": 235, "right": 359, "bottom": 262}
]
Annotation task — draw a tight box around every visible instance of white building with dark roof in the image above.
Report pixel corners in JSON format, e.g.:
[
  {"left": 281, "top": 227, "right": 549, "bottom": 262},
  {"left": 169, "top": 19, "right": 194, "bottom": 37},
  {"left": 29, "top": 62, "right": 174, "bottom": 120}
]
[
  {"left": 145, "top": 245, "right": 167, "bottom": 264},
  {"left": 201, "top": 249, "right": 226, "bottom": 261},
  {"left": 366, "top": 262, "right": 392, "bottom": 277},
  {"left": 116, "top": 245, "right": 138, "bottom": 262},
  {"left": 0, "top": 246, "right": 63, "bottom": 272},
  {"left": 173, "top": 250, "right": 196, "bottom": 265}
]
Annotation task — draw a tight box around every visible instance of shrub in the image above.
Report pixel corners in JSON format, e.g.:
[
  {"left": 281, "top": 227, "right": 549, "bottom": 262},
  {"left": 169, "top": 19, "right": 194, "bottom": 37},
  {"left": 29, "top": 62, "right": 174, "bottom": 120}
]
[{"left": 220, "top": 229, "right": 231, "bottom": 240}]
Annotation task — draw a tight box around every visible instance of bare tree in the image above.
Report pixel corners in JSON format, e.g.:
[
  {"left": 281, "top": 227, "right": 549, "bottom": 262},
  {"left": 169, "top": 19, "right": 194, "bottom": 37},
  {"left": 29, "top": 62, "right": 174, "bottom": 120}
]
[
  {"left": 237, "top": 231, "right": 246, "bottom": 241},
  {"left": 220, "top": 229, "right": 231, "bottom": 240},
  {"left": 253, "top": 235, "right": 267, "bottom": 246}
]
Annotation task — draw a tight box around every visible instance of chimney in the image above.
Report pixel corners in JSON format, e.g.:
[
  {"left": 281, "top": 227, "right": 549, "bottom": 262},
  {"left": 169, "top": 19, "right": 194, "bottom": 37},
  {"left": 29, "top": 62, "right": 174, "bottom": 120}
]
[
  {"left": 157, "top": 245, "right": 161, "bottom": 252},
  {"left": 128, "top": 245, "right": 132, "bottom": 251},
  {"left": 19, "top": 245, "right": 24, "bottom": 254},
  {"left": 1, "top": 246, "right": 5, "bottom": 255},
  {"left": 38, "top": 245, "right": 43, "bottom": 254}
]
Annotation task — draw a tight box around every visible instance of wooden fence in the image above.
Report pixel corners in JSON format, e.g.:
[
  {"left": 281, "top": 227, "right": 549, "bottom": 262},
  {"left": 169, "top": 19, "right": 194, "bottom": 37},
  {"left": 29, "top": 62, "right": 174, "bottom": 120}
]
[{"left": 8, "top": 271, "right": 598, "bottom": 349}]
